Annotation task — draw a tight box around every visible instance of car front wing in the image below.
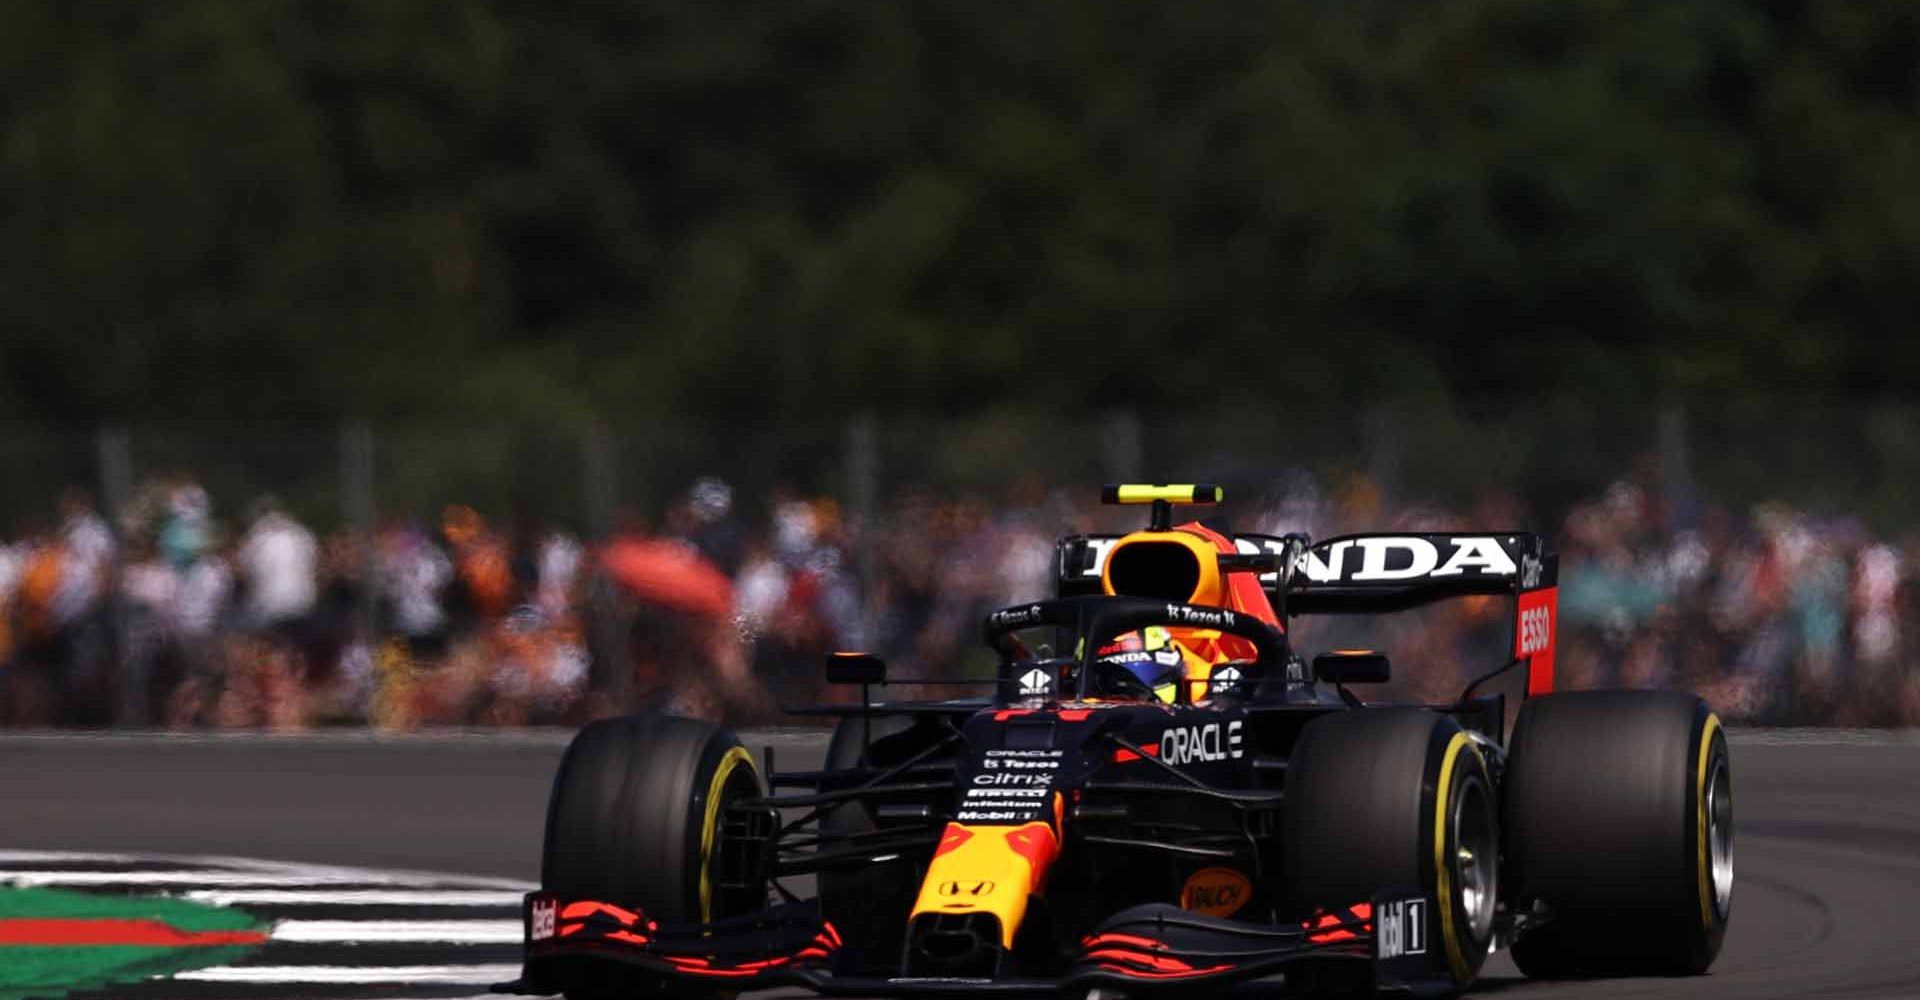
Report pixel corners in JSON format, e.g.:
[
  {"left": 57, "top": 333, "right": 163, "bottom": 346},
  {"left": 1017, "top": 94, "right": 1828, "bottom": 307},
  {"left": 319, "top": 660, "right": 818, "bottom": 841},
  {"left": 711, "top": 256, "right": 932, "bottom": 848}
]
[{"left": 496, "top": 889, "right": 1453, "bottom": 997}]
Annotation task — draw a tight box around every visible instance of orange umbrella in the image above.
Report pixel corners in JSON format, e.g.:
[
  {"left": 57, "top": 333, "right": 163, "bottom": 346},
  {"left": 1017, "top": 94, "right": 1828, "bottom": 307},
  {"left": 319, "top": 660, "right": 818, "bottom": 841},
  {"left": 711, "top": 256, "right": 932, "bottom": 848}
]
[{"left": 600, "top": 538, "right": 734, "bottom": 619}]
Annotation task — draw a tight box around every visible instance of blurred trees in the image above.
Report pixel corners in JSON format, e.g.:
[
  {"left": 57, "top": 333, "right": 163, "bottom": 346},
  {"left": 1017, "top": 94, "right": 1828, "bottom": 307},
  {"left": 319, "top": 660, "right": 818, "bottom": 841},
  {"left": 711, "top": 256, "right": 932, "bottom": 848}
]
[{"left": 1, "top": 0, "right": 1916, "bottom": 426}]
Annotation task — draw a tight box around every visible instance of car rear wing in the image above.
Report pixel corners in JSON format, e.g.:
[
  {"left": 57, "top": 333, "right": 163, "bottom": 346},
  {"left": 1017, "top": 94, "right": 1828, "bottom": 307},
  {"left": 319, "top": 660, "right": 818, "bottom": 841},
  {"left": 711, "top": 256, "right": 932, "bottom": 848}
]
[{"left": 1055, "top": 531, "right": 1559, "bottom": 696}]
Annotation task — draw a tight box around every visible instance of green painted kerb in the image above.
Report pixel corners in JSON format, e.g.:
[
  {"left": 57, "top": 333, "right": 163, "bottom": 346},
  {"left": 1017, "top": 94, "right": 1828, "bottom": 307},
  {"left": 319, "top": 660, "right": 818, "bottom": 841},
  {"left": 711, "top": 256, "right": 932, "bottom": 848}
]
[{"left": 0, "top": 886, "right": 266, "bottom": 1000}]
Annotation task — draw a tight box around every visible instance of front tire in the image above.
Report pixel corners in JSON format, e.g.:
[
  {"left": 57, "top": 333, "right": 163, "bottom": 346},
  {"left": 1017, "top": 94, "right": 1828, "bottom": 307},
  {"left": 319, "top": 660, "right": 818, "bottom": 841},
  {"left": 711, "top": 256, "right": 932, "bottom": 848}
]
[
  {"left": 541, "top": 714, "right": 764, "bottom": 920},
  {"left": 1502, "top": 691, "right": 1732, "bottom": 977},
  {"left": 1284, "top": 709, "right": 1498, "bottom": 993},
  {"left": 538, "top": 715, "right": 764, "bottom": 999}
]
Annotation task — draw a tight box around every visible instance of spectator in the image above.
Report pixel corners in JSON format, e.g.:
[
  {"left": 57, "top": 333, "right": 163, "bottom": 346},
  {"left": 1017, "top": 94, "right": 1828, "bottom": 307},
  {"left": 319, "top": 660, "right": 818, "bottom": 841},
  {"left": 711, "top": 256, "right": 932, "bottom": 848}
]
[
  {"left": 442, "top": 504, "right": 513, "bottom": 626},
  {"left": 53, "top": 488, "right": 114, "bottom": 630},
  {"left": 120, "top": 535, "right": 178, "bottom": 717},
  {"left": 165, "top": 530, "right": 233, "bottom": 727},
  {"left": 535, "top": 529, "right": 583, "bottom": 625},
  {"left": 237, "top": 498, "right": 317, "bottom": 633},
  {"left": 2, "top": 457, "right": 1917, "bottom": 729},
  {"left": 52, "top": 489, "right": 116, "bottom": 723},
  {"left": 377, "top": 519, "right": 453, "bottom": 656}
]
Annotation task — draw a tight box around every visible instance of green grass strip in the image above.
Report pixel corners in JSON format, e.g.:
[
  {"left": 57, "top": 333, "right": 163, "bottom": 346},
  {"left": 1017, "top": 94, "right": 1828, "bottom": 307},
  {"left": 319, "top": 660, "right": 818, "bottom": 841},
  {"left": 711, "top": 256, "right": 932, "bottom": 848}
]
[{"left": 0, "top": 886, "right": 264, "bottom": 1000}]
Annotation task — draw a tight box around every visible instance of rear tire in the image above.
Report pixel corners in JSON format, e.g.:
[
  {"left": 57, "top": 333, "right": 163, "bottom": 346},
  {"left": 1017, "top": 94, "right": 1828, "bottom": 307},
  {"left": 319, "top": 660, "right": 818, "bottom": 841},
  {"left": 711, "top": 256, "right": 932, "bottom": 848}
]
[
  {"left": 1284, "top": 709, "right": 1498, "bottom": 994},
  {"left": 1503, "top": 691, "right": 1731, "bottom": 977},
  {"left": 539, "top": 715, "right": 764, "bottom": 999}
]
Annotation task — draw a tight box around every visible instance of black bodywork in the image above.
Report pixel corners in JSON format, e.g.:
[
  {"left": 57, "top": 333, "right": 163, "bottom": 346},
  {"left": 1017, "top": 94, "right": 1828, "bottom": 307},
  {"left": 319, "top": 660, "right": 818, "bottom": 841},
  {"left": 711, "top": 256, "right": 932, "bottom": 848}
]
[{"left": 508, "top": 530, "right": 1558, "bottom": 997}]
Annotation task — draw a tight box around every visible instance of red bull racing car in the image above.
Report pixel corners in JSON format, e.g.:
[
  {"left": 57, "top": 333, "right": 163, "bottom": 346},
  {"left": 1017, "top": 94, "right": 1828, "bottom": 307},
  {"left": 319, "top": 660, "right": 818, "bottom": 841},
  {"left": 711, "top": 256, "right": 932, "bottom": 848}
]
[{"left": 502, "top": 485, "right": 1733, "bottom": 998}]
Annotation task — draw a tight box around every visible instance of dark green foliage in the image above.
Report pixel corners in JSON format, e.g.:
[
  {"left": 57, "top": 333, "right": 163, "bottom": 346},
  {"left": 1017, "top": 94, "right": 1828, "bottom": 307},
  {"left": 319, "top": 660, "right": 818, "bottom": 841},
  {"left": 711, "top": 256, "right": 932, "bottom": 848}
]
[{"left": 1, "top": 1, "right": 1916, "bottom": 425}]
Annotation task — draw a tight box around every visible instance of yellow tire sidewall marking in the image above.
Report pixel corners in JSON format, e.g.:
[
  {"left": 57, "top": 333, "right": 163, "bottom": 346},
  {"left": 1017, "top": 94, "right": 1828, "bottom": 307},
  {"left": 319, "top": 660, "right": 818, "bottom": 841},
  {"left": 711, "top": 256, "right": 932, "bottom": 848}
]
[
  {"left": 1432, "top": 731, "right": 1481, "bottom": 984},
  {"left": 699, "top": 746, "right": 758, "bottom": 922},
  {"left": 1695, "top": 712, "right": 1723, "bottom": 930}
]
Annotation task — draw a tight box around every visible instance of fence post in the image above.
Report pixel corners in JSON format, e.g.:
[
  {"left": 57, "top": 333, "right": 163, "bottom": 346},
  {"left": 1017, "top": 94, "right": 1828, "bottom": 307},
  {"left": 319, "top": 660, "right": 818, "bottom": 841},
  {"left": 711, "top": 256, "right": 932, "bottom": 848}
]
[
  {"left": 1658, "top": 404, "right": 1701, "bottom": 533},
  {"left": 844, "top": 414, "right": 879, "bottom": 649},
  {"left": 583, "top": 423, "right": 630, "bottom": 706},
  {"left": 97, "top": 427, "right": 138, "bottom": 726},
  {"left": 1363, "top": 404, "right": 1402, "bottom": 508},
  {"left": 339, "top": 422, "right": 377, "bottom": 649},
  {"left": 1099, "top": 409, "right": 1143, "bottom": 481},
  {"left": 584, "top": 423, "right": 616, "bottom": 541}
]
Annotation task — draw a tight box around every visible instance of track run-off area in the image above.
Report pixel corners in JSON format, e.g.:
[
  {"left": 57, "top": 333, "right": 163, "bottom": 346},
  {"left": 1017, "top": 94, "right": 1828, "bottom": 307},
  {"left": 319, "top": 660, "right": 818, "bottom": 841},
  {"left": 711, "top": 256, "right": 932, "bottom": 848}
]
[
  {"left": 3, "top": 728, "right": 1918, "bottom": 999},
  {"left": 0, "top": 852, "right": 526, "bottom": 999}
]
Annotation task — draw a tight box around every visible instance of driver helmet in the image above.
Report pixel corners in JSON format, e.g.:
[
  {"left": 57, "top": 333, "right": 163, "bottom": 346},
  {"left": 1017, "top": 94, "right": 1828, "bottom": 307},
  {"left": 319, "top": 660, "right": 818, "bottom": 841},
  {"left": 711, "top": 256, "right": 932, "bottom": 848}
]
[{"left": 1093, "top": 626, "right": 1188, "bottom": 703}]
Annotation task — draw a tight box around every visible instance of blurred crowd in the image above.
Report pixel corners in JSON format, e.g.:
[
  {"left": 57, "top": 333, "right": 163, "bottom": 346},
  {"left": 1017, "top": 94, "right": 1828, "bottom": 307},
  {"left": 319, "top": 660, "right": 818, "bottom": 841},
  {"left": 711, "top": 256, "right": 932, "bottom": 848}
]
[
  {"left": 1554, "top": 483, "right": 1919, "bottom": 726},
  {"left": 1276, "top": 471, "right": 1920, "bottom": 727},
  {"left": 0, "top": 463, "right": 1916, "bottom": 729},
  {"left": 0, "top": 480, "right": 595, "bottom": 728}
]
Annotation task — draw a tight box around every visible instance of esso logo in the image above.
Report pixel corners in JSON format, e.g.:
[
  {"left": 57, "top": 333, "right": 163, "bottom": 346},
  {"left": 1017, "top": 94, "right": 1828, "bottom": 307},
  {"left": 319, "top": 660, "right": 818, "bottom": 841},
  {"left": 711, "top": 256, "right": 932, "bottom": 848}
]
[
  {"left": 1180, "top": 867, "right": 1252, "bottom": 918},
  {"left": 1518, "top": 605, "right": 1551, "bottom": 655}
]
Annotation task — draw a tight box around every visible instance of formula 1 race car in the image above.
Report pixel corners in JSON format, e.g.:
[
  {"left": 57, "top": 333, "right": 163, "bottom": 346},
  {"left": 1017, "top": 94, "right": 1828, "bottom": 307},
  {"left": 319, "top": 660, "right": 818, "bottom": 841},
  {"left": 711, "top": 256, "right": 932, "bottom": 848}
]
[{"left": 503, "top": 485, "right": 1732, "bottom": 998}]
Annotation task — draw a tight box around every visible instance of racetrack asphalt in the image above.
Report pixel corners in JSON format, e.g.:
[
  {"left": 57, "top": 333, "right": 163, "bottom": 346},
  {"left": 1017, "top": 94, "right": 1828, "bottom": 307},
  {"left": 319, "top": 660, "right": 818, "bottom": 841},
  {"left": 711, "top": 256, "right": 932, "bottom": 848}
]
[{"left": 4, "top": 727, "right": 1919, "bottom": 998}]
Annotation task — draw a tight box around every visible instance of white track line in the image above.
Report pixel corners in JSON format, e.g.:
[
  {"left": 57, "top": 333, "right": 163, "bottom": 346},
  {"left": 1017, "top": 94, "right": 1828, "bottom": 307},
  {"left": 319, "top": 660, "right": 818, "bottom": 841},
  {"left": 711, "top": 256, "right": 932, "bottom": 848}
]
[
  {"left": 173, "top": 963, "right": 521, "bottom": 984},
  {"left": 0, "top": 849, "right": 533, "bottom": 891},
  {"left": 1731, "top": 728, "right": 1920, "bottom": 746},
  {"left": 0, "top": 850, "right": 142, "bottom": 864},
  {"left": 183, "top": 888, "right": 525, "bottom": 907},
  {"left": 270, "top": 919, "right": 522, "bottom": 944},
  {"left": 0, "top": 869, "right": 473, "bottom": 888}
]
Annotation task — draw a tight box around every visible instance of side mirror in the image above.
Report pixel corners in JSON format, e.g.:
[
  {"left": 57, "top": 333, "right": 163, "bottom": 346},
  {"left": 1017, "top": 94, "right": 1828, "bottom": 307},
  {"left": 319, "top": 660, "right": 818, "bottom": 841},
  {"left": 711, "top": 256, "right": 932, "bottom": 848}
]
[
  {"left": 1313, "top": 649, "right": 1390, "bottom": 684},
  {"left": 826, "top": 652, "right": 886, "bottom": 686}
]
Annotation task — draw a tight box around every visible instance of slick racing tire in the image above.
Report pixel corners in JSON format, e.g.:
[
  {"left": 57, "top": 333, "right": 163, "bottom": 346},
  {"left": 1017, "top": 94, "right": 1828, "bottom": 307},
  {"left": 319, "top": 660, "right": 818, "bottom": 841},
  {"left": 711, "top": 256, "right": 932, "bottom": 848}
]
[
  {"left": 1503, "top": 691, "right": 1731, "bottom": 978},
  {"left": 1284, "top": 709, "right": 1498, "bottom": 994},
  {"left": 540, "top": 715, "right": 764, "bottom": 999},
  {"left": 818, "top": 713, "right": 920, "bottom": 974},
  {"left": 542, "top": 714, "right": 764, "bottom": 921}
]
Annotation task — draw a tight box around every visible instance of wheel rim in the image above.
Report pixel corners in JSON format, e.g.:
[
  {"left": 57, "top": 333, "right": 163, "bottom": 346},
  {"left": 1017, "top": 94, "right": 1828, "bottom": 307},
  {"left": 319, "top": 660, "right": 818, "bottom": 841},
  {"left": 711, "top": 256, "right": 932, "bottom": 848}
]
[
  {"left": 1452, "top": 773, "right": 1497, "bottom": 943},
  {"left": 1706, "top": 753, "right": 1734, "bottom": 919},
  {"left": 704, "top": 757, "right": 766, "bottom": 920}
]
